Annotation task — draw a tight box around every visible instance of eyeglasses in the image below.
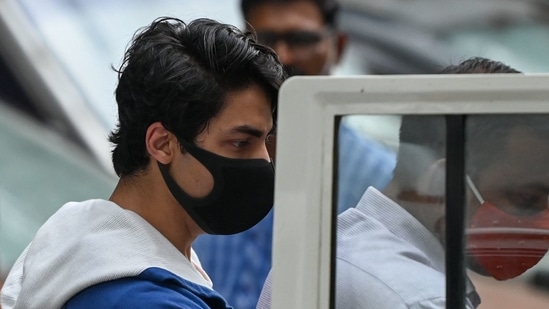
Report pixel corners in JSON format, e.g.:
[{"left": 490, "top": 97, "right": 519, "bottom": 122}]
[{"left": 256, "top": 29, "right": 332, "bottom": 49}]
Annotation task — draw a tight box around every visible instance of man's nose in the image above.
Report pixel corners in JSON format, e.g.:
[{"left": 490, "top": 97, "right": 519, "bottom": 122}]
[{"left": 257, "top": 142, "right": 271, "bottom": 162}]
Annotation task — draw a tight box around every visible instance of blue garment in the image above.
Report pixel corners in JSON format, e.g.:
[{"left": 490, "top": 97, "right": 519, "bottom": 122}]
[
  {"left": 193, "top": 210, "right": 273, "bottom": 309},
  {"left": 65, "top": 267, "right": 232, "bottom": 309},
  {"left": 337, "top": 121, "right": 396, "bottom": 213},
  {"left": 193, "top": 123, "right": 396, "bottom": 309}
]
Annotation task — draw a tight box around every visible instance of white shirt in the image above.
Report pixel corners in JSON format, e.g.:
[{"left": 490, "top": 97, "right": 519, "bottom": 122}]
[{"left": 257, "top": 187, "right": 479, "bottom": 309}]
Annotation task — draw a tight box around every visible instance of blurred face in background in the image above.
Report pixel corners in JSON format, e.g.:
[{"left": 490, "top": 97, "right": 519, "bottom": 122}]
[{"left": 246, "top": 1, "right": 346, "bottom": 76}]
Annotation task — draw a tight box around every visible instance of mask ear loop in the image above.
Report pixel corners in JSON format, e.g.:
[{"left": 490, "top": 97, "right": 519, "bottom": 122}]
[{"left": 466, "top": 175, "right": 485, "bottom": 204}]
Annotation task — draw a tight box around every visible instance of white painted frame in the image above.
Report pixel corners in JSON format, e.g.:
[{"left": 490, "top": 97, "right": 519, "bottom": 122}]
[{"left": 271, "top": 74, "right": 549, "bottom": 309}]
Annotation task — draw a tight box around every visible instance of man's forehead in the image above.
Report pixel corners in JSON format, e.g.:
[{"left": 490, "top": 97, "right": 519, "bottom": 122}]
[
  {"left": 506, "top": 126, "right": 549, "bottom": 148},
  {"left": 476, "top": 126, "right": 549, "bottom": 186},
  {"left": 247, "top": 2, "right": 325, "bottom": 31},
  {"left": 209, "top": 87, "right": 273, "bottom": 135}
]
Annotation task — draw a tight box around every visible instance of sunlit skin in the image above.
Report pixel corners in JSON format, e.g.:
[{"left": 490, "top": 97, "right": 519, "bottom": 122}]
[{"left": 109, "top": 83, "right": 273, "bottom": 262}]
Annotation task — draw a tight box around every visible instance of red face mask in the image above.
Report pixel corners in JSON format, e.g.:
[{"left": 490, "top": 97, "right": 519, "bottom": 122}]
[{"left": 466, "top": 176, "right": 549, "bottom": 280}]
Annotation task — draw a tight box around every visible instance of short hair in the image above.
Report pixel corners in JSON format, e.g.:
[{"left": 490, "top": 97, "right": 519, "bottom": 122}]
[
  {"left": 109, "top": 17, "right": 286, "bottom": 177},
  {"left": 393, "top": 57, "right": 523, "bottom": 188},
  {"left": 440, "top": 57, "right": 521, "bottom": 74},
  {"left": 240, "top": 0, "right": 340, "bottom": 28}
]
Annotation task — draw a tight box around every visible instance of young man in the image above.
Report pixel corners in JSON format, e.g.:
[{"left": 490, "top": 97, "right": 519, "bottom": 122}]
[
  {"left": 192, "top": 1, "right": 396, "bottom": 308},
  {"left": 258, "top": 57, "right": 549, "bottom": 308},
  {"left": 0, "top": 17, "right": 286, "bottom": 308}
]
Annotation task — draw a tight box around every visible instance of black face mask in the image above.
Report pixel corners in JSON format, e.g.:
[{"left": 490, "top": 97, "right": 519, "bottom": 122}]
[{"left": 157, "top": 142, "right": 274, "bottom": 235}]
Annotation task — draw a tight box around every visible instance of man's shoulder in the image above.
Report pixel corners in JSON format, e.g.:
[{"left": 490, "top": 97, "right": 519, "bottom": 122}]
[{"left": 65, "top": 268, "right": 231, "bottom": 309}]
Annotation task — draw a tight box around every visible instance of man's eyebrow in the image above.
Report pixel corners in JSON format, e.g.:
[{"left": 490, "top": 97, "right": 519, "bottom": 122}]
[
  {"left": 228, "top": 125, "right": 268, "bottom": 138},
  {"left": 513, "top": 182, "right": 549, "bottom": 193}
]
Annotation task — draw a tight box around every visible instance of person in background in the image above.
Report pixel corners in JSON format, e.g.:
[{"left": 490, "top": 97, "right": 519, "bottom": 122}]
[
  {"left": 0, "top": 17, "right": 286, "bottom": 308},
  {"left": 257, "top": 57, "right": 549, "bottom": 308},
  {"left": 192, "top": 1, "right": 397, "bottom": 308}
]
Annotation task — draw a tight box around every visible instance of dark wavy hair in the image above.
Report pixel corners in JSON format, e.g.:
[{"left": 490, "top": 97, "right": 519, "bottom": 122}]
[
  {"left": 109, "top": 17, "right": 286, "bottom": 176},
  {"left": 241, "top": 0, "right": 340, "bottom": 28}
]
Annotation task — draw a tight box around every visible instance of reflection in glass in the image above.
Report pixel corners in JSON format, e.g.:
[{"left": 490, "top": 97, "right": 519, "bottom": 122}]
[
  {"left": 336, "top": 115, "right": 398, "bottom": 213},
  {"left": 464, "top": 115, "right": 549, "bottom": 308},
  {"left": 335, "top": 115, "right": 450, "bottom": 308},
  {"left": 335, "top": 114, "right": 549, "bottom": 308}
]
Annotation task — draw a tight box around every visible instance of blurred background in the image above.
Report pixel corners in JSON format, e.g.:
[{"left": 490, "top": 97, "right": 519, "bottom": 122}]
[{"left": 1, "top": 0, "right": 549, "bottom": 304}]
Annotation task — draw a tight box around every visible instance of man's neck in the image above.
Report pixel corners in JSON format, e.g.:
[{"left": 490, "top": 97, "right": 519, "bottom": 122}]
[{"left": 110, "top": 173, "right": 200, "bottom": 260}]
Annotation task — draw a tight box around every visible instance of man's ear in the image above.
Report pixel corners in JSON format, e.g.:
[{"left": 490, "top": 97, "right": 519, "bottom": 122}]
[
  {"left": 416, "top": 158, "right": 446, "bottom": 197},
  {"left": 146, "top": 122, "right": 178, "bottom": 165},
  {"left": 334, "top": 31, "right": 348, "bottom": 64}
]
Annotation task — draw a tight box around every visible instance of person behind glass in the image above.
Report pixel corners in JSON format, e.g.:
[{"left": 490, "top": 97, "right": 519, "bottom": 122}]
[
  {"left": 257, "top": 57, "right": 549, "bottom": 308},
  {"left": 0, "top": 17, "right": 286, "bottom": 309},
  {"left": 191, "top": 1, "right": 396, "bottom": 308},
  {"left": 336, "top": 58, "right": 549, "bottom": 308}
]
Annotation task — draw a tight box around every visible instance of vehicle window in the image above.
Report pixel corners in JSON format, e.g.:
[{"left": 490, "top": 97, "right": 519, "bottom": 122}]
[
  {"left": 335, "top": 115, "right": 449, "bottom": 308},
  {"left": 334, "top": 113, "right": 549, "bottom": 308},
  {"left": 464, "top": 114, "right": 549, "bottom": 308}
]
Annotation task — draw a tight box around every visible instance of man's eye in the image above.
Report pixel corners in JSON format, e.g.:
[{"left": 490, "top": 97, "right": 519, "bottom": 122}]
[
  {"left": 256, "top": 31, "right": 324, "bottom": 48},
  {"left": 265, "top": 134, "right": 274, "bottom": 144},
  {"left": 507, "top": 192, "right": 548, "bottom": 215},
  {"left": 232, "top": 140, "right": 249, "bottom": 148},
  {"left": 285, "top": 31, "right": 323, "bottom": 46}
]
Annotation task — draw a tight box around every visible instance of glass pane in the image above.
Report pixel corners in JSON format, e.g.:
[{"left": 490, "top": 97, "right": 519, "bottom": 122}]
[
  {"left": 335, "top": 115, "right": 448, "bottom": 308},
  {"left": 464, "top": 114, "right": 549, "bottom": 308},
  {"left": 336, "top": 115, "right": 399, "bottom": 213},
  {"left": 335, "top": 113, "right": 549, "bottom": 308}
]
